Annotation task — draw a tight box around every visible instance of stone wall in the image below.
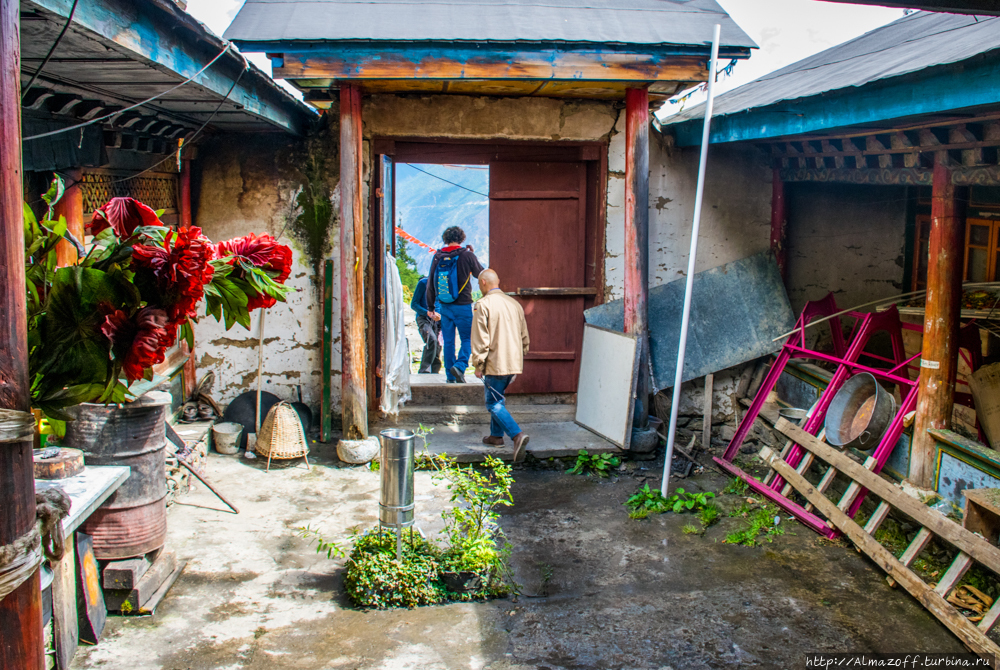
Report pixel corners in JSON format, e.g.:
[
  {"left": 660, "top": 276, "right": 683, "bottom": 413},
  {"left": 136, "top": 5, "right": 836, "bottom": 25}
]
[{"left": 190, "top": 119, "right": 340, "bottom": 414}]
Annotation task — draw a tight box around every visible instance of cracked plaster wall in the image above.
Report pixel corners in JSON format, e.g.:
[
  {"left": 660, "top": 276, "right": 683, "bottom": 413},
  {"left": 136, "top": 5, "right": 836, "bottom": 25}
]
[
  {"left": 786, "top": 182, "right": 906, "bottom": 314},
  {"left": 191, "top": 131, "right": 341, "bottom": 415}
]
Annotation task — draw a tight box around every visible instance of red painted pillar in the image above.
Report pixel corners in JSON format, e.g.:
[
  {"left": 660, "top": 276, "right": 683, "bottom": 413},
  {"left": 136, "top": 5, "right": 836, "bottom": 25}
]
[
  {"left": 911, "top": 157, "right": 965, "bottom": 488},
  {"left": 54, "top": 168, "right": 83, "bottom": 267},
  {"left": 179, "top": 156, "right": 192, "bottom": 229},
  {"left": 339, "top": 83, "right": 368, "bottom": 439},
  {"left": 624, "top": 87, "right": 650, "bottom": 428},
  {"left": 0, "top": 0, "right": 45, "bottom": 667},
  {"left": 770, "top": 168, "right": 787, "bottom": 283}
]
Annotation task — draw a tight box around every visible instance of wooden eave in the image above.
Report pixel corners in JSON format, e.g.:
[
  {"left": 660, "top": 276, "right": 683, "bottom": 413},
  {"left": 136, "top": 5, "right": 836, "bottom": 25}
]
[{"left": 248, "top": 41, "right": 751, "bottom": 105}]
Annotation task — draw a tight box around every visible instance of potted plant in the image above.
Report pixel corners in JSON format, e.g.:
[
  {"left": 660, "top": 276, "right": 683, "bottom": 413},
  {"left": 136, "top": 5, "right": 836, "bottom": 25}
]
[{"left": 25, "top": 176, "right": 294, "bottom": 557}]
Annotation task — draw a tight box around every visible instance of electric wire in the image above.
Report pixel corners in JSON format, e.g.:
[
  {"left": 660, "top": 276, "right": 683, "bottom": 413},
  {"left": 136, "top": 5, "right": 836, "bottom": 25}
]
[
  {"left": 403, "top": 164, "right": 490, "bottom": 198},
  {"left": 22, "top": 0, "right": 80, "bottom": 100},
  {"left": 23, "top": 42, "right": 233, "bottom": 142}
]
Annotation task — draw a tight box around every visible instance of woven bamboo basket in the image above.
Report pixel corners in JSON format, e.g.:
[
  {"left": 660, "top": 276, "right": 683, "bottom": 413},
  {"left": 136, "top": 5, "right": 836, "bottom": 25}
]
[{"left": 255, "top": 401, "right": 309, "bottom": 471}]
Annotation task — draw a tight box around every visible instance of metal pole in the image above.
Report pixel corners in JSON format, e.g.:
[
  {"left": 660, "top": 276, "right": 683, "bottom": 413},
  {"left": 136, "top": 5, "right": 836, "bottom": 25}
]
[{"left": 661, "top": 24, "right": 721, "bottom": 498}]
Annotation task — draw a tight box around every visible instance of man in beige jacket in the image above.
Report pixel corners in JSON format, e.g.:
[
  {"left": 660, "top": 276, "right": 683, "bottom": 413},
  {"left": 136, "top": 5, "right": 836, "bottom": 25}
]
[{"left": 470, "top": 269, "right": 531, "bottom": 462}]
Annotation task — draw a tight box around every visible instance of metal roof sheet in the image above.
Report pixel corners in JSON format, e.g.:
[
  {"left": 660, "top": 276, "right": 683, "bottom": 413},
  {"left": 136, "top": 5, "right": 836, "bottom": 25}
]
[
  {"left": 223, "top": 0, "right": 756, "bottom": 49},
  {"left": 666, "top": 11, "right": 1000, "bottom": 125}
]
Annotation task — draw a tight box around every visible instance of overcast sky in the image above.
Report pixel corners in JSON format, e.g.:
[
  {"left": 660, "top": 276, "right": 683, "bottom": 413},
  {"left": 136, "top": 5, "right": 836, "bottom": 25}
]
[{"left": 184, "top": 0, "right": 907, "bottom": 109}]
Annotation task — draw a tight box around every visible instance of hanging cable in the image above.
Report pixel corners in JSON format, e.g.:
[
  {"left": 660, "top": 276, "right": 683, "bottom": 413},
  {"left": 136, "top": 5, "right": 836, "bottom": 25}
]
[
  {"left": 404, "top": 164, "right": 490, "bottom": 198},
  {"left": 23, "top": 42, "right": 233, "bottom": 142},
  {"left": 109, "top": 59, "right": 249, "bottom": 185},
  {"left": 22, "top": 0, "right": 79, "bottom": 100}
]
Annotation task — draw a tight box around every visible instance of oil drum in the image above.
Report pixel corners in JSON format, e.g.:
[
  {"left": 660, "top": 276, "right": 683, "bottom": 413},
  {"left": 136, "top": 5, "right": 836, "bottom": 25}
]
[{"left": 63, "top": 392, "right": 171, "bottom": 559}]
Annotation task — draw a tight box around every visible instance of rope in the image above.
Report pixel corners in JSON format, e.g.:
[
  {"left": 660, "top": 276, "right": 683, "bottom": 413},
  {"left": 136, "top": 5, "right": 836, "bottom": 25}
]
[
  {"left": 0, "top": 488, "right": 70, "bottom": 604},
  {"left": 0, "top": 408, "right": 36, "bottom": 444}
]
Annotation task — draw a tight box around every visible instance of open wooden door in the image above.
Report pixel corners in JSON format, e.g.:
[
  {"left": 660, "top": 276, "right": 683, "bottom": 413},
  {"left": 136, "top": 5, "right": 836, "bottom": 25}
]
[{"left": 488, "top": 161, "right": 588, "bottom": 393}]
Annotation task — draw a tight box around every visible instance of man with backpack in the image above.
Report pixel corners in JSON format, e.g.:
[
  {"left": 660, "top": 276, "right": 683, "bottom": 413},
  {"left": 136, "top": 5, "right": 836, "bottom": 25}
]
[{"left": 425, "top": 226, "right": 484, "bottom": 384}]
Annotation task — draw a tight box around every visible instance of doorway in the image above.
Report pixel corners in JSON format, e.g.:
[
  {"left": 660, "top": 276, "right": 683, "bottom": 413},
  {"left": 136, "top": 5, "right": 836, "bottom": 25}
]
[{"left": 371, "top": 140, "right": 606, "bottom": 400}]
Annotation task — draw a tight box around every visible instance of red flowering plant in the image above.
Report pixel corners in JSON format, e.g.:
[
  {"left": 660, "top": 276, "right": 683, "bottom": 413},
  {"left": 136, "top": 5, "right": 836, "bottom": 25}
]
[{"left": 25, "top": 176, "right": 293, "bottom": 418}]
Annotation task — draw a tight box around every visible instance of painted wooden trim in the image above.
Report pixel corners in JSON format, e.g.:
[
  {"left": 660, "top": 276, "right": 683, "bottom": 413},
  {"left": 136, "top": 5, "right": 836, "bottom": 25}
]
[
  {"left": 27, "top": 0, "right": 311, "bottom": 134},
  {"left": 274, "top": 47, "right": 715, "bottom": 82},
  {"left": 671, "top": 57, "right": 1000, "bottom": 146}
]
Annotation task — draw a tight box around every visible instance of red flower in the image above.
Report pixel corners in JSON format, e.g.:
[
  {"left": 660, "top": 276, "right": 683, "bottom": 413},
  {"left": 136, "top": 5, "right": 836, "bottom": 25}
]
[
  {"left": 215, "top": 233, "right": 293, "bottom": 310},
  {"left": 100, "top": 307, "right": 171, "bottom": 382},
  {"left": 90, "top": 197, "right": 162, "bottom": 237},
  {"left": 132, "top": 227, "right": 214, "bottom": 326}
]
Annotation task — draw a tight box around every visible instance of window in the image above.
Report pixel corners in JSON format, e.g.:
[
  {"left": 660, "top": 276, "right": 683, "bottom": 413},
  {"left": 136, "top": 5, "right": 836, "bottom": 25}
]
[
  {"left": 912, "top": 217, "right": 1000, "bottom": 290},
  {"left": 964, "top": 218, "right": 1000, "bottom": 283}
]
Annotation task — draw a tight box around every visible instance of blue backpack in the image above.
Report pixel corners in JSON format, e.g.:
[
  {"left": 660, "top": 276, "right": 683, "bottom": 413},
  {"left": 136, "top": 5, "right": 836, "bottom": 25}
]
[{"left": 434, "top": 252, "right": 469, "bottom": 304}]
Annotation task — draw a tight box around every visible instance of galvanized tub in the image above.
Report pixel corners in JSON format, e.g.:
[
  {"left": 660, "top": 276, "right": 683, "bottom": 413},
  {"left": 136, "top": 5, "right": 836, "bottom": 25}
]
[
  {"left": 824, "top": 373, "right": 896, "bottom": 452},
  {"left": 379, "top": 429, "right": 415, "bottom": 528},
  {"left": 64, "top": 391, "right": 171, "bottom": 559}
]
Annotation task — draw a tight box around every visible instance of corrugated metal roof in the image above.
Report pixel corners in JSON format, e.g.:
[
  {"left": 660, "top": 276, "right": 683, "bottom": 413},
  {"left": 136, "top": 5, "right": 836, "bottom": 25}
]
[
  {"left": 666, "top": 11, "right": 1000, "bottom": 125},
  {"left": 224, "top": 0, "right": 756, "bottom": 48}
]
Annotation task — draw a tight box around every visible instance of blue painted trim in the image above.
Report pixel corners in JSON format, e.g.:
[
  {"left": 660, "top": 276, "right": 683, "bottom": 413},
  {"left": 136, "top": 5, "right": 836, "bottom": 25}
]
[
  {"left": 27, "top": 0, "right": 313, "bottom": 134},
  {"left": 671, "top": 55, "right": 1000, "bottom": 146}
]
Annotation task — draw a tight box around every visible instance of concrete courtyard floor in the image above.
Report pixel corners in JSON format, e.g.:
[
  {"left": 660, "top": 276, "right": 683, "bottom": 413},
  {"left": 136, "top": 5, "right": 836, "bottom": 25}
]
[{"left": 72, "top": 442, "right": 965, "bottom": 670}]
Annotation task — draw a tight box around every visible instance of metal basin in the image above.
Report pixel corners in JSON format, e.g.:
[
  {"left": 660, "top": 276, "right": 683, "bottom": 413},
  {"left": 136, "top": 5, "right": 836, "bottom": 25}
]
[{"left": 824, "top": 373, "right": 896, "bottom": 452}]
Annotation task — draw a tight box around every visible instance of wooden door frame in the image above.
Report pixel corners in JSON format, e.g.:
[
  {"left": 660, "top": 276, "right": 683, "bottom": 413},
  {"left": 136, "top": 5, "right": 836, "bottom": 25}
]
[{"left": 367, "top": 136, "right": 608, "bottom": 402}]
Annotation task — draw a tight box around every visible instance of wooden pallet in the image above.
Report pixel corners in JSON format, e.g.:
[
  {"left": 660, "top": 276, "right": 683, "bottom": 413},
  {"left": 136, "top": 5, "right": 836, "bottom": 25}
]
[{"left": 766, "top": 417, "right": 1000, "bottom": 662}]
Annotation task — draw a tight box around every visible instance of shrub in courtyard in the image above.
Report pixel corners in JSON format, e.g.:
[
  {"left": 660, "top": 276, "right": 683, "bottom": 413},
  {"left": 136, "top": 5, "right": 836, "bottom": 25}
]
[{"left": 343, "top": 528, "right": 446, "bottom": 609}]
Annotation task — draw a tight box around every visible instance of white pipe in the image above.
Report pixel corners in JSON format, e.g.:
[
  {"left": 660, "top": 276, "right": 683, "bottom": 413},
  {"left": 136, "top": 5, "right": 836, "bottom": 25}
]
[{"left": 661, "top": 24, "right": 722, "bottom": 498}]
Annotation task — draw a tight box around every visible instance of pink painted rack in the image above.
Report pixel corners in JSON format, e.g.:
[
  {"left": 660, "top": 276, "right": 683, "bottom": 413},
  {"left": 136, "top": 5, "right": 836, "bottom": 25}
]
[{"left": 714, "top": 293, "right": 920, "bottom": 539}]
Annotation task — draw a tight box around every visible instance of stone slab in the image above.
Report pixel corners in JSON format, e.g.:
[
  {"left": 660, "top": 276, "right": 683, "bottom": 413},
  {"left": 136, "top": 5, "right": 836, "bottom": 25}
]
[{"left": 416, "top": 421, "right": 622, "bottom": 463}]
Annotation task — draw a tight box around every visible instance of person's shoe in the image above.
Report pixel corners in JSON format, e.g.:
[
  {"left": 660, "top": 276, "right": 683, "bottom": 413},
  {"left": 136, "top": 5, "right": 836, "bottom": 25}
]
[
  {"left": 512, "top": 432, "right": 529, "bottom": 463},
  {"left": 482, "top": 435, "right": 505, "bottom": 447},
  {"left": 449, "top": 366, "right": 466, "bottom": 384}
]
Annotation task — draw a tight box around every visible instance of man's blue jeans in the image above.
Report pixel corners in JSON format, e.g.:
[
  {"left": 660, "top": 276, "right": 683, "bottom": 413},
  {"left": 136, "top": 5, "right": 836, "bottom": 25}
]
[
  {"left": 484, "top": 374, "right": 521, "bottom": 438},
  {"left": 439, "top": 302, "right": 473, "bottom": 381}
]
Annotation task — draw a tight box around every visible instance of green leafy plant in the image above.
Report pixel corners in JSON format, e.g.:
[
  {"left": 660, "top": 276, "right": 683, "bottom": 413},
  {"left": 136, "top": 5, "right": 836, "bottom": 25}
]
[
  {"left": 697, "top": 503, "right": 720, "bottom": 528},
  {"left": 724, "top": 504, "right": 785, "bottom": 547},
  {"left": 625, "top": 484, "right": 716, "bottom": 519},
  {"left": 23, "top": 179, "right": 294, "bottom": 417},
  {"left": 343, "top": 527, "right": 446, "bottom": 609},
  {"left": 435, "top": 455, "right": 514, "bottom": 599},
  {"left": 296, "top": 525, "right": 346, "bottom": 559},
  {"left": 682, "top": 524, "right": 701, "bottom": 535},
  {"left": 566, "top": 450, "right": 621, "bottom": 477},
  {"left": 723, "top": 477, "right": 749, "bottom": 496}
]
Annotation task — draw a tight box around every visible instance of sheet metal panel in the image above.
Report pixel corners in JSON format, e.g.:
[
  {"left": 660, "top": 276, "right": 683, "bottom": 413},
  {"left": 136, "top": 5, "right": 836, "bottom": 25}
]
[
  {"left": 224, "top": 0, "right": 755, "bottom": 48},
  {"left": 575, "top": 325, "right": 638, "bottom": 450},
  {"left": 584, "top": 252, "right": 794, "bottom": 390},
  {"left": 668, "top": 12, "right": 1000, "bottom": 125}
]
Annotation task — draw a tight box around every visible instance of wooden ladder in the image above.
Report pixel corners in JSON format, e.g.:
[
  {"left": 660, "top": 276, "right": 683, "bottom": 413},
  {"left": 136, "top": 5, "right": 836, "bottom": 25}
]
[{"left": 765, "top": 417, "right": 1000, "bottom": 662}]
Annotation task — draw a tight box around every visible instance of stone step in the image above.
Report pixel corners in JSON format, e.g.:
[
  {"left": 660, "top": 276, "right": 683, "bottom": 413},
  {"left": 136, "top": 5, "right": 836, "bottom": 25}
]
[
  {"left": 379, "top": 403, "right": 577, "bottom": 427},
  {"left": 392, "top": 421, "right": 622, "bottom": 463},
  {"left": 409, "top": 381, "right": 575, "bottom": 407}
]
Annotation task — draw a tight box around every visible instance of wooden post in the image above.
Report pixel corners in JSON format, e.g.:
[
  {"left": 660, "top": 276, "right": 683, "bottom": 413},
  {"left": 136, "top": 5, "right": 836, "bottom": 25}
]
[
  {"left": 54, "top": 168, "right": 83, "bottom": 267},
  {"left": 0, "top": 0, "right": 45, "bottom": 666},
  {"left": 179, "top": 156, "right": 192, "bottom": 229},
  {"left": 911, "top": 158, "right": 966, "bottom": 488},
  {"left": 624, "top": 87, "right": 650, "bottom": 429},
  {"left": 339, "top": 83, "right": 367, "bottom": 439},
  {"left": 321, "top": 259, "right": 333, "bottom": 442},
  {"left": 770, "top": 168, "right": 787, "bottom": 282}
]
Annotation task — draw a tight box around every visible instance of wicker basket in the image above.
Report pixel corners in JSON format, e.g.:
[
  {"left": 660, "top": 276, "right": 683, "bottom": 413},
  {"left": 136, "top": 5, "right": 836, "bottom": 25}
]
[{"left": 255, "top": 401, "right": 309, "bottom": 471}]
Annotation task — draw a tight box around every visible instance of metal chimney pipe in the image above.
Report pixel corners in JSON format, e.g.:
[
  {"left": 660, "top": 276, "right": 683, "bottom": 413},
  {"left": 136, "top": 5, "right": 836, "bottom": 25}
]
[{"left": 379, "top": 429, "right": 415, "bottom": 561}]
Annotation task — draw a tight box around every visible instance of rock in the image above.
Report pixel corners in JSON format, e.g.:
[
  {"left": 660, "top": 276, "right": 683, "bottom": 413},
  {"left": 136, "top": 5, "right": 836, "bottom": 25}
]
[
  {"left": 717, "top": 424, "right": 737, "bottom": 441},
  {"left": 687, "top": 418, "right": 703, "bottom": 432},
  {"left": 337, "top": 437, "right": 380, "bottom": 464}
]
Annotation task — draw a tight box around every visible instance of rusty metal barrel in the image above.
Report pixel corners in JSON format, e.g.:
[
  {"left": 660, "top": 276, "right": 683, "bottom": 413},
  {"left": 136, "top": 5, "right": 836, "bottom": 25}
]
[{"left": 63, "top": 391, "right": 172, "bottom": 559}]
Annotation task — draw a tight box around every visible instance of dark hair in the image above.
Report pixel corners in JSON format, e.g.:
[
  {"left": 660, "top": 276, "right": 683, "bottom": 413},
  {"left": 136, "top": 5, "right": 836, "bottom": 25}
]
[{"left": 442, "top": 226, "right": 466, "bottom": 244}]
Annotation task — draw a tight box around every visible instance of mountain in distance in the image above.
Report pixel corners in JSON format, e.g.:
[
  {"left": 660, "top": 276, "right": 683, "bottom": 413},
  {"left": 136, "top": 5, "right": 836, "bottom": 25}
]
[{"left": 394, "top": 163, "right": 489, "bottom": 278}]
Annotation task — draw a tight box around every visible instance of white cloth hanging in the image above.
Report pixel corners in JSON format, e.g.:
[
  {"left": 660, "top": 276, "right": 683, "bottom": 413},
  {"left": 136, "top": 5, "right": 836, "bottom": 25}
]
[{"left": 381, "top": 251, "right": 411, "bottom": 415}]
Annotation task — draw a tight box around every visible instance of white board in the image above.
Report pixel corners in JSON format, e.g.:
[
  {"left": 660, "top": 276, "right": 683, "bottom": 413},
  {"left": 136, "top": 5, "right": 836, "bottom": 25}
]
[{"left": 575, "top": 324, "right": 639, "bottom": 449}]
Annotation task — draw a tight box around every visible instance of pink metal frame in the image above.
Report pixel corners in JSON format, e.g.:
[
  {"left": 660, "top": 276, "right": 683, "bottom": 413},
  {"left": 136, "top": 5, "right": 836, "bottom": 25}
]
[{"left": 714, "top": 293, "right": 920, "bottom": 539}]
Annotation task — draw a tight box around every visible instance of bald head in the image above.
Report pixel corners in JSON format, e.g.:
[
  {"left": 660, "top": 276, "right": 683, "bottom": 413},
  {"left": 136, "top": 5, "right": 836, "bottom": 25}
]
[{"left": 479, "top": 268, "right": 500, "bottom": 292}]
